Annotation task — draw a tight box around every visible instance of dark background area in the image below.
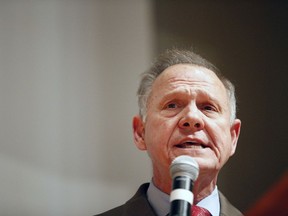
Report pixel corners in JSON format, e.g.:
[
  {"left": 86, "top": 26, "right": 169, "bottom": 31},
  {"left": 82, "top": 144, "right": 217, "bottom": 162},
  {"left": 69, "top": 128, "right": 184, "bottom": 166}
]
[{"left": 153, "top": 1, "right": 288, "bottom": 212}]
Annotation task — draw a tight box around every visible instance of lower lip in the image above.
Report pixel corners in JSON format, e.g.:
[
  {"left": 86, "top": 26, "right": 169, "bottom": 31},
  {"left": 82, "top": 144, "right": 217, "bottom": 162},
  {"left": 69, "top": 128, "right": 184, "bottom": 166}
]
[
  {"left": 173, "top": 148, "right": 205, "bottom": 154},
  {"left": 173, "top": 147, "right": 207, "bottom": 157}
]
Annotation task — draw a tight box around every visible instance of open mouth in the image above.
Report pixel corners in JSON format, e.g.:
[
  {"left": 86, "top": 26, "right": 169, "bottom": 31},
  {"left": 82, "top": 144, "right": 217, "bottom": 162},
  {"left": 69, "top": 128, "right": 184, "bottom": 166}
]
[{"left": 175, "top": 142, "right": 206, "bottom": 149}]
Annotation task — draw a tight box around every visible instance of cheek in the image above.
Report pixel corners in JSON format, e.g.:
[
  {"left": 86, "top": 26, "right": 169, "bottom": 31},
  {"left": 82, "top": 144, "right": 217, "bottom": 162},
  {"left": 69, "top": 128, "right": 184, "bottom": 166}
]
[
  {"left": 147, "top": 113, "right": 171, "bottom": 130},
  {"left": 206, "top": 121, "right": 233, "bottom": 150},
  {"left": 144, "top": 116, "right": 175, "bottom": 150},
  {"left": 219, "top": 133, "right": 235, "bottom": 161}
]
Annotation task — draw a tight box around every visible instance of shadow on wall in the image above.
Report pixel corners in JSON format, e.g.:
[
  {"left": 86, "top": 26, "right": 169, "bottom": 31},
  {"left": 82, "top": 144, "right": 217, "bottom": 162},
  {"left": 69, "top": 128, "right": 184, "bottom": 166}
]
[{"left": 153, "top": 0, "right": 288, "bottom": 212}]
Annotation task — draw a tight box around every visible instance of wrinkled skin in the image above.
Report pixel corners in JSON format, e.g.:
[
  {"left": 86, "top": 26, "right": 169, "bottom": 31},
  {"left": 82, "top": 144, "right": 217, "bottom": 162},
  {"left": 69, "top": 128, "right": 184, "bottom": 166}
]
[{"left": 133, "top": 64, "right": 241, "bottom": 203}]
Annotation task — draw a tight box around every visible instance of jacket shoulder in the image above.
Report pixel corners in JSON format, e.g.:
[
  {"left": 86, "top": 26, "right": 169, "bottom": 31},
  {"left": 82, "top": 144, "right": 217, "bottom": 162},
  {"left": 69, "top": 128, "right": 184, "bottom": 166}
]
[
  {"left": 95, "top": 183, "right": 156, "bottom": 216},
  {"left": 219, "top": 191, "right": 243, "bottom": 216},
  {"left": 96, "top": 205, "right": 125, "bottom": 216}
]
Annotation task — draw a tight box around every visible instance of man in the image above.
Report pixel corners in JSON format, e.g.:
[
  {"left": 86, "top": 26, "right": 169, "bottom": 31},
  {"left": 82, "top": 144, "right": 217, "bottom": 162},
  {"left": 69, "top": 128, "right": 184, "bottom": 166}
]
[{"left": 97, "top": 49, "right": 243, "bottom": 216}]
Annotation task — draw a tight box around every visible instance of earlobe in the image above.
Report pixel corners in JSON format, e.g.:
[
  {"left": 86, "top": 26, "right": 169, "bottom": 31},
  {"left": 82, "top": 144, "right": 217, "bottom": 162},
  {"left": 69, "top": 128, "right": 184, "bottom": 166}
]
[
  {"left": 230, "top": 119, "right": 241, "bottom": 155},
  {"left": 132, "top": 115, "right": 147, "bottom": 150}
]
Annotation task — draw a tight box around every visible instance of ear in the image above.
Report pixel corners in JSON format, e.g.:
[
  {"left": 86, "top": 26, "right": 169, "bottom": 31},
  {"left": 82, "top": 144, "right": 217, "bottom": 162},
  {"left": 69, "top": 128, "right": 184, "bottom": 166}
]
[
  {"left": 132, "top": 115, "right": 147, "bottom": 150},
  {"left": 229, "top": 119, "right": 241, "bottom": 156}
]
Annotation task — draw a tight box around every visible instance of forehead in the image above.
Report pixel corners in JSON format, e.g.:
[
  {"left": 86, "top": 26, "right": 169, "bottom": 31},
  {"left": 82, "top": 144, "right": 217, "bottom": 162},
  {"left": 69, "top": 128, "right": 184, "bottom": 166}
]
[
  {"left": 152, "top": 64, "right": 226, "bottom": 92},
  {"left": 148, "top": 64, "right": 229, "bottom": 109}
]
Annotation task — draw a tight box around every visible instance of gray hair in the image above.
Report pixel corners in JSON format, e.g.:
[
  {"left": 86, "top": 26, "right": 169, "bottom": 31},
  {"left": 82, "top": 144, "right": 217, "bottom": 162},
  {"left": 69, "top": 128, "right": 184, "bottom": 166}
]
[{"left": 137, "top": 49, "right": 237, "bottom": 123}]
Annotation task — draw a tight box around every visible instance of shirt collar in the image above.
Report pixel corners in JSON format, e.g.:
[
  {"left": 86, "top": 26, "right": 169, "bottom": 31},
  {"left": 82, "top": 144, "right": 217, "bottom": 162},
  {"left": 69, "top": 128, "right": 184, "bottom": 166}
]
[
  {"left": 147, "top": 180, "right": 220, "bottom": 216},
  {"left": 197, "top": 185, "right": 220, "bottom": 216}
]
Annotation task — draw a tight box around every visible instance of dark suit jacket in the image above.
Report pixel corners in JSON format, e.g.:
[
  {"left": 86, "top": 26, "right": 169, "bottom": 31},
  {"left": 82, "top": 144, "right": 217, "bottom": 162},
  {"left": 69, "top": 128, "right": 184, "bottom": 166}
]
[{"left": 96, "top": 183, "right": 243, "bottom": 216}]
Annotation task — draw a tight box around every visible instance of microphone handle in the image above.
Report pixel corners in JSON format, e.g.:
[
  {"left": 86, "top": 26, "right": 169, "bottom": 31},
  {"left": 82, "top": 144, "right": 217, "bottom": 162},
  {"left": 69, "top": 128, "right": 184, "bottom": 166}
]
[{"left": 169, "top": 175, "right": 194, "bottom": 216}]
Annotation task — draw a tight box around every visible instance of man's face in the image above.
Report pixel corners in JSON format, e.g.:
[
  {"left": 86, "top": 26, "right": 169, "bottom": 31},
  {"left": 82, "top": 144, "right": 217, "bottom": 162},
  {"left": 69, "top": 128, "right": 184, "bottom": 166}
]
[{"left": 133, "top": 64, "right": 241, "bottom": 191}]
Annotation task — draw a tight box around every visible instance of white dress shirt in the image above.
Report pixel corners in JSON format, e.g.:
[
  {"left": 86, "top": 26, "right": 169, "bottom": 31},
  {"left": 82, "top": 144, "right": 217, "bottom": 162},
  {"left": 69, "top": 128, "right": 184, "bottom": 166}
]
[{"left": 147, "top": 181, "right": 220, "bottom": 216}]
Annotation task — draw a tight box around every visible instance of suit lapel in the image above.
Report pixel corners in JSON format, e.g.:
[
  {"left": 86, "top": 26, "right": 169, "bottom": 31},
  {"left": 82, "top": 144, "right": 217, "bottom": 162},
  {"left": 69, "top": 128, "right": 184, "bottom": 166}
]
[
  {"left": 219, "top": 191, "right": 243, "bottom": 216},
  {"left": 124, "top": 183, "right": 157, "bottom": 216}
]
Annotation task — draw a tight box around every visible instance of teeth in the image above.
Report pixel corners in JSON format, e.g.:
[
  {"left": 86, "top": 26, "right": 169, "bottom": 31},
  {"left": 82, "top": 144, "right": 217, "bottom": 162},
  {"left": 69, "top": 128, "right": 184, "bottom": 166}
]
[{"left": 176, "top": 142, "right": 204, "bottom": 149}]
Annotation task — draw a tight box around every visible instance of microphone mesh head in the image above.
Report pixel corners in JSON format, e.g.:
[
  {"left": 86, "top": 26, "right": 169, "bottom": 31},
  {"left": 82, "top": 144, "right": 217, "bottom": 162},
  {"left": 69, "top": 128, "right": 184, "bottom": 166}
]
[{"left": 170, "top": 155, "right": 199, "bottom": 181}]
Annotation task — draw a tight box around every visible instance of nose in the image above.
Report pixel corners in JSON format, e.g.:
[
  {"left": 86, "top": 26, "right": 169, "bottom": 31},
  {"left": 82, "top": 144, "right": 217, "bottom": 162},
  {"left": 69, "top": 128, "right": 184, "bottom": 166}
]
[{"left": 178, "top": 105, "right": 204, "bottom": 132}]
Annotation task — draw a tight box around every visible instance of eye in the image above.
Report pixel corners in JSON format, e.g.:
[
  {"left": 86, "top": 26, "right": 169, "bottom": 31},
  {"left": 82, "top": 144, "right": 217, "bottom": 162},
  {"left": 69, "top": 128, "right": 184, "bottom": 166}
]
[
  {"left": 166, "top": 103, "right": 178, "bottom": 109},
  {"left": 202, "top": 104, "right": 217, "bottom": 112}
]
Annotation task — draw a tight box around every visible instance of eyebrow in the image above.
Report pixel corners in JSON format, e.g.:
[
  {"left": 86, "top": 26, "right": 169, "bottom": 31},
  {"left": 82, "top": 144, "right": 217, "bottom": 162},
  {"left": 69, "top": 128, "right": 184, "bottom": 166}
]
[{"left": 159, "top": 88, "right": 224, "bottom": 110}]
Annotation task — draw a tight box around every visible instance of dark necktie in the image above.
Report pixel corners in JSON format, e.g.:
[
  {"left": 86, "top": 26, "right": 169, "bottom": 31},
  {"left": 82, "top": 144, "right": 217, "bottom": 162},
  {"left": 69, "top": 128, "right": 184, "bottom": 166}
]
[
  {"left": 167, "top": 205, "right": 212, "bottom": 216},
  {"left": 191, "top": 205, "right": 212, "bottom": 216}
]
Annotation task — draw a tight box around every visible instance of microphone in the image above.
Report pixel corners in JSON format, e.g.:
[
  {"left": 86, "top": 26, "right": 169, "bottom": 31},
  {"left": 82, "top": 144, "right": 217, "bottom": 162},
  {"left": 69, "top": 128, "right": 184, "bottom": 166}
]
[{"left": 169, "top": 155, "right": 199, "bottom": 216}]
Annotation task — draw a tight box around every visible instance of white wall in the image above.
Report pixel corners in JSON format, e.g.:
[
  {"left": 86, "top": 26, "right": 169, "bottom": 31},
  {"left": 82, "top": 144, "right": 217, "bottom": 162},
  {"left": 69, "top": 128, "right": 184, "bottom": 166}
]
[{"left": 0, "top": 1, "right": 154, "bottom": 215}]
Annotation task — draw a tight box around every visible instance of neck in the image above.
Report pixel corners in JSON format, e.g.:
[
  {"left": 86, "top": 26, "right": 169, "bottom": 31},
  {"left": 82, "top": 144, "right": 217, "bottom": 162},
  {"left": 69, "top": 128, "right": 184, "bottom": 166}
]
[
  {"left": 152, "top": 175, "right": 172, "bottom": 195},
  {"left": 152, "top": 169, "right": 218, "bottom": 205},
  {"left": 193, "top": 172, "right": 218, "bottom": 204}
]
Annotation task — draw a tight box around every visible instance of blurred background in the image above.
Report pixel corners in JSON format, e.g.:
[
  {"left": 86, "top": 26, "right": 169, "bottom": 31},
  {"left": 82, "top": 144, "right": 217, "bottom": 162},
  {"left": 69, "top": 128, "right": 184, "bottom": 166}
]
[{"left": 0, "top": 1, "right": 287, "bottom": 216}]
